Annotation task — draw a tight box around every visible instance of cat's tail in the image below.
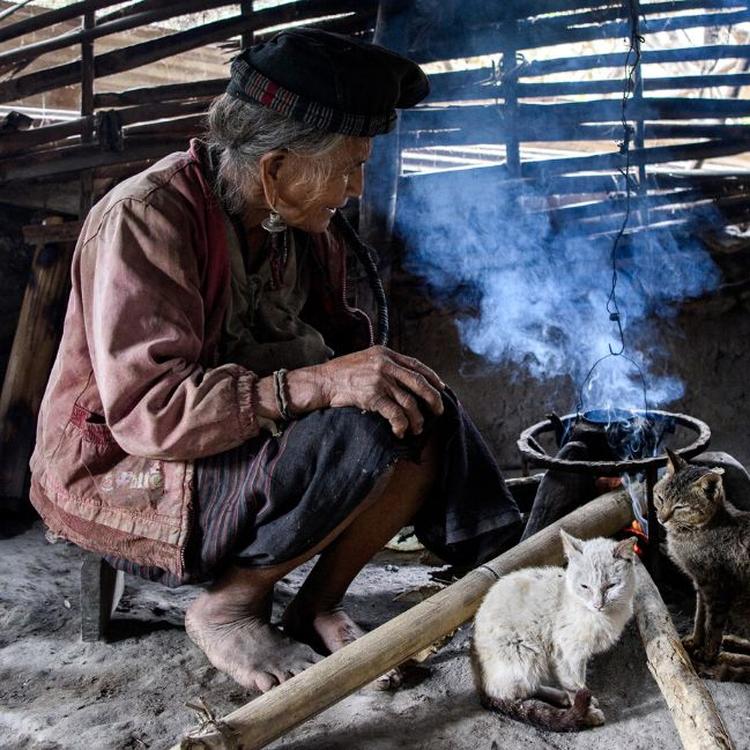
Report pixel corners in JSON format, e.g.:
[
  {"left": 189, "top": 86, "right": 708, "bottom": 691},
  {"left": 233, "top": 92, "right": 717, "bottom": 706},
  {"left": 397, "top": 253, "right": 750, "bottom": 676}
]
[{"left": 478, "top": 687, "right": 597, "bottom": 732}]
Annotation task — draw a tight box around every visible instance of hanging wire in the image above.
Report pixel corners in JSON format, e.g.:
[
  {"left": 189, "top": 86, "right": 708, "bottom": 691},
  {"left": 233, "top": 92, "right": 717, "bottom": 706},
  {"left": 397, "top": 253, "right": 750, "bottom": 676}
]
[{"left": 576, "top": 0, "right": 651, "bottom": 414}]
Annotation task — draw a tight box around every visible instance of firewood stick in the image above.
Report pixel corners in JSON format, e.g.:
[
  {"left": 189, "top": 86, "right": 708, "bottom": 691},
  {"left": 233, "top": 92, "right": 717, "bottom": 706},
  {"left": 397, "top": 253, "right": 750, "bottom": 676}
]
[
  {"left": 633, "top": 561, "right": 735, "bottom": 750},
  {"left": 172, "top": 489, "right": 633, "bottom": 750}
]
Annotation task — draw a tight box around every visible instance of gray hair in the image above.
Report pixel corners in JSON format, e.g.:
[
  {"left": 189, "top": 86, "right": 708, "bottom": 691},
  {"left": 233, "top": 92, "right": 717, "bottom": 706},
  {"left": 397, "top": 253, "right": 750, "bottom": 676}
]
[{"left": 205, "top": 93, "right": 347, "bottom": 214}]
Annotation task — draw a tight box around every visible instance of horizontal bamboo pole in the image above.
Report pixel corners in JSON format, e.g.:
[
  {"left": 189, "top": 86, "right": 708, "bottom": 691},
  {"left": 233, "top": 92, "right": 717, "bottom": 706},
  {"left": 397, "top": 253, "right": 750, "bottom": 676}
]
[
  {"left": 522, "top": 44, "right": 750, "bottom": 78},
  {"left": 410, "top": 8, "right": 750, "bottom": 64},
  {"left": 94, "top": 78, "right": 227, "bottom": 108},
  {"left": 401, "top": 121, "right": 750, "bottom": 149},
  {"left": 0, "top": 137, "right": 187, "bottom": 182},
  {"left": 0, "top": 0, "right": 377, "bottom": 105},
  {"left": 0, "top": 118, "right": 89, "bottom": 156},
  {"left": 171, "top": 489, "right": 633, "bottom": 750},
  {"left": 429, "top": 72, "right": 750, "bottom": 103},
  {"left": 0, "top": 0, "right": 238, "bottom": 69},
  {"left": 461, "top": 0, "right": 742, "bottom": 32},
  {"left": 633, "top": 561, "right": 735, "bottom": 750},
  {"left": 0, "top": 0, "right": 125, "bottom": 44}
]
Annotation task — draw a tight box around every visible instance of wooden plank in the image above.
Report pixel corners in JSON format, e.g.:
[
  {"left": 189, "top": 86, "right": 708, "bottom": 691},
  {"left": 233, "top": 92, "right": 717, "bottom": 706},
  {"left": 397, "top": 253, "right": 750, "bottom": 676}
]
[
  {"left": 170, "top": 490, "right": 633, "bottom": 750},
  {"left": 429, "top": 72, "right": 750, "bottom": 103},
  {"left": 0, "top": 0, "right": 239, "bottom": 69},
  {"left": 0, "top": 137, "right": 187, "bottom": 181},
  {"left": 520, "top": 45, "right": 750, "bottom": 78},
  {"left": 22, "top": 221, "right": 84, "bottom": 244},
  {"left": 0, "top": 0, "right": 127, "bottom": 44},
  {"left": 409, "top": 9, "right": 750, "bottom": 63},
  {"left": 0, "top": 119, "right": 88, "bottom": 156},
  {"left": 404, "top": 98, "right": 750, "bottom": 135},
  {"left": 0, "top": 0, "right": 378, "bottom": 105},
  {"left": 0, "top": 218, "right": 76, "bottom": 507},
  {"left": 94, "top": 78, "right": 227, "bottom": 107}
]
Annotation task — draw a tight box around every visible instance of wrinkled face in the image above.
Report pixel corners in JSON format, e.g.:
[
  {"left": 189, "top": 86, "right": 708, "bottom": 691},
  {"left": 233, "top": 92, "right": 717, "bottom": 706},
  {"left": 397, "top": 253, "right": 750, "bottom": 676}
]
[
  {"left": 562, "top": 533, "right": 636, "bottom": 613},
  {"left": 272, "top": 137, "right": 372, "bottom": 233},
  {"left": 654, "top": 464, "right": 724, "bottom": 530}
]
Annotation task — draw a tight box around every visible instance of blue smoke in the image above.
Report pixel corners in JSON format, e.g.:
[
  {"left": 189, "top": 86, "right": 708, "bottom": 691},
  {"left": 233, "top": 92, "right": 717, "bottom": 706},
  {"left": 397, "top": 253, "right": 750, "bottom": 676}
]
[{"left": 396, "top": 171, "right": 722, "bottom": 410}]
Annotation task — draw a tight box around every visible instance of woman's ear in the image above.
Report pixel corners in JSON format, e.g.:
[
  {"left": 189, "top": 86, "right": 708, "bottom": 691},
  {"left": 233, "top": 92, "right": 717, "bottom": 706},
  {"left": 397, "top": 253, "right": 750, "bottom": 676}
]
[{"left": 258, "top": 150, "right": 287, "bottom": 208}]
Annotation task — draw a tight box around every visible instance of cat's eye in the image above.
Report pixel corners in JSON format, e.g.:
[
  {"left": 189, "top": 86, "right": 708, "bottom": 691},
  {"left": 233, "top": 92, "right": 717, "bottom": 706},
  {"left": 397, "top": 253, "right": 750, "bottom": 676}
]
[
  {"left": 580, "top": 584, "right": 589, "bottom": 590},
  {"left": 605, "top": 583, "right": 616, "bottom": 590}
]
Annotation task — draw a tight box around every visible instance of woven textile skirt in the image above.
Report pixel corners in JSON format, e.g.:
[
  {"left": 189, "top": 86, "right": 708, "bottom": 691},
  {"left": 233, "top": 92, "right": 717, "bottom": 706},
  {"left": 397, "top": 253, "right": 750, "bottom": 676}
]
[{"left": 109, "top": 390, "right": 522, "bottom": 586}]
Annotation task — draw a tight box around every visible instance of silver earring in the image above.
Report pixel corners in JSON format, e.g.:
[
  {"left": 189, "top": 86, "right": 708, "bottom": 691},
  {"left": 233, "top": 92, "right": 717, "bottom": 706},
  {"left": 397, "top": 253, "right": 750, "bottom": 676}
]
[{"left": 261, "top": 208, "right": 287, "bottom": 233}]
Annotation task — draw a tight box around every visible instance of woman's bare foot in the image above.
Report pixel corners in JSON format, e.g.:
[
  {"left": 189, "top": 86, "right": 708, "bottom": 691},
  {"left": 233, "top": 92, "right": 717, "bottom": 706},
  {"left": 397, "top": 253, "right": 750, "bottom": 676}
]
[
  {"left": 282, "top": 601, "right": 365, "bottom": 655},
  {"left": 185, "top": 597, "right": 321, "bottom": 693},
  {"left": 282, "top": 600, "right": 406, "bottom": 690}
]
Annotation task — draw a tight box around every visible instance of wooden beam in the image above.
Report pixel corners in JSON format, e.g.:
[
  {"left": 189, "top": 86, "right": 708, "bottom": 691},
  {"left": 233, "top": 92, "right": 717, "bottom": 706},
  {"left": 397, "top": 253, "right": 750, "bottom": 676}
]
[
  {"left": 408, "top": 9, "right": 750, "bottom": 63},
  {"left": 0, "top": 137, "right": 187, "bottom": 182},
  {"left": 93, "top": 78, "right": 227, "bottom": 108},
  {"left": 521, "top": 44, "right": 750, "bottom": 78},
  {"left": 633, "top": 561, "right": 735, "bottom": 750},
  {"left": 170, "top": 490, "right": 633, "bottom": 750},
  {"left": 0, "top": 0, "right": 378, "bottom": 105},
  {"left": 0, "top": 0, "right": 127, "bottom": 44},
  {"left": 0, "top": 0, "right": 239, "bottom": 69},
  {"left": 0, "top": 218, "right": 77, "bottom": 510},
  {"left": 360, "top": 0, "right": 411, "bottom": 272}
]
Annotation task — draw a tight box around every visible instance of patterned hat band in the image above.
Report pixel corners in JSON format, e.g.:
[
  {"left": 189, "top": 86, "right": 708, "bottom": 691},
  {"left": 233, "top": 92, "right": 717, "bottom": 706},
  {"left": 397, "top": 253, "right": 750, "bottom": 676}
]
[{"left": 227, "top": 59, "right": 397, "bottom": 137}]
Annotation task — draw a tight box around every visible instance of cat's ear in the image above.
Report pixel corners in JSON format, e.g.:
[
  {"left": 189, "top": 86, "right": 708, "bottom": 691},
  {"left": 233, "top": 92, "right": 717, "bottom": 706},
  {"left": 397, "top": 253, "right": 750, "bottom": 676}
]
[
  {"left": 665, "top": 448, "right": 688, "bottom": 476},
  {"left": 613, "top": 536, "right": 637, "bottom": 561},
  {"left": 560, "top": 529, "right": 583, "bottom": 558},
  {"left": 695, "top": 469, "right": 724, "bottom": 499}
]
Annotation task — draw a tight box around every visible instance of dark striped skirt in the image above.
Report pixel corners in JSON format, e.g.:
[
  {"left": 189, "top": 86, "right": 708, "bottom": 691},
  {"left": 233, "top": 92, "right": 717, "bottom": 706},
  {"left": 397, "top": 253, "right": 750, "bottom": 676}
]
[{"left": 112, "top": 391, "right": 522, "bottom": 586}]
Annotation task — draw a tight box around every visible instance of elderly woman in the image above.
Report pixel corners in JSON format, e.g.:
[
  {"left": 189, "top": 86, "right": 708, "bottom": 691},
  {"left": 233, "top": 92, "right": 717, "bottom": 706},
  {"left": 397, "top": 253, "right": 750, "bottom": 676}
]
[{"left": 30, "top": 29, "right": 521, "bottom": 692}]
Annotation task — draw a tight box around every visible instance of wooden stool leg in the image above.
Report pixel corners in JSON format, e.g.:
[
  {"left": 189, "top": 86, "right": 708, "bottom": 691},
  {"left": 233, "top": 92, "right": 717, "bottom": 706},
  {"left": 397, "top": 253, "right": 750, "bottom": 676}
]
[{"left": 80, "top": 553, "right": 125, "bottom": 642}]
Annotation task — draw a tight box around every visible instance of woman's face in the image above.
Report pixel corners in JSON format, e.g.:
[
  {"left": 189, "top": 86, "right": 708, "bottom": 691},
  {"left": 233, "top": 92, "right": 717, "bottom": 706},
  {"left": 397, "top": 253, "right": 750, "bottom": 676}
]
[{"left": 268, "top": 137, "right": 372, "bottom": 234}]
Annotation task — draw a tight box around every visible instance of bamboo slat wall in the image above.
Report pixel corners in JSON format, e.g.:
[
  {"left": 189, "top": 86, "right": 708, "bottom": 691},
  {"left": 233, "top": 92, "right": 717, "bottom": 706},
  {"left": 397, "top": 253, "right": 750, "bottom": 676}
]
[{"left": 0, "top": 0, "right": 748, "bottom": 238}]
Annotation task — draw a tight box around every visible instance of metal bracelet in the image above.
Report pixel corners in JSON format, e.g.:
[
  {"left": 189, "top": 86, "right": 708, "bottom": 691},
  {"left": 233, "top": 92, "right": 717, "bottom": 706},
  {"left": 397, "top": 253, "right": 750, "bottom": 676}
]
[{"left": 273, "top": 368, "right": 293, "bottom": 421}]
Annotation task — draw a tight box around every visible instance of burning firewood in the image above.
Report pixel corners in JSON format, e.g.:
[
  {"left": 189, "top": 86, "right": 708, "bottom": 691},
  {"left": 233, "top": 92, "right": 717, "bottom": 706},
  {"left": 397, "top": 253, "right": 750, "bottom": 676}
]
[{"left": 633, "top": 560, "right": 735, "bottom": 750}]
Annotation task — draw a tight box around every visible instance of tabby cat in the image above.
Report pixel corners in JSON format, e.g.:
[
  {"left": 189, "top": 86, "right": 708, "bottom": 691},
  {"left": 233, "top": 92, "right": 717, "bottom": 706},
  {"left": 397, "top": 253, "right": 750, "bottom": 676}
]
[
  {"left": 654, "top": 449, "right": 750, "bottom": 680},
  {"left": 471, "top": 530, "right": 636, "bottom": 732}
]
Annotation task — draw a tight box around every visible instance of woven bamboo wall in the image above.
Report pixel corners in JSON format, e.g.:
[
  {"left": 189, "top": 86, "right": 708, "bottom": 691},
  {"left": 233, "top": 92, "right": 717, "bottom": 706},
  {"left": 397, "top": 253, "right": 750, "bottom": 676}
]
[{"left": 0, "top": 1, "right": 748, "bottom": 227}]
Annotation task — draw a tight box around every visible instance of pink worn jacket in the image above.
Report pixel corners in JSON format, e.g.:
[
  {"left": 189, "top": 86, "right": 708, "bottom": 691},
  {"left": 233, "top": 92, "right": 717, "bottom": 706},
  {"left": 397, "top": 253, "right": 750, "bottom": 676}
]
[{"left": 29, "top": 140, "right": 372, "bottom": 580}]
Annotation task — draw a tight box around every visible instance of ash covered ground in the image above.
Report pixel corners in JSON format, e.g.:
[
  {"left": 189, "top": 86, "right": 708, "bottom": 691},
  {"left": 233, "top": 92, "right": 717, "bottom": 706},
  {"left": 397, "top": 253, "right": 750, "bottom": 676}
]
[{"left": 1, "top": 522, "right": 749, "bottom": 750}]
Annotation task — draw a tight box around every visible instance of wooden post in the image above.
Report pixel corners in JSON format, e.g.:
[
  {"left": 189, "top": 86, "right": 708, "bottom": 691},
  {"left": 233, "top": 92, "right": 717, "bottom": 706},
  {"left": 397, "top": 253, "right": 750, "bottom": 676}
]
[
  {"left": 240, "top": 1, "right": 254, "bottom": 50},
  {"left": 500, "top": 14, "right": 521, "bottom": 178},
  {"left": 172, "top": 489, "right": 633, "bottom": 750},
  {"left": 359, "top": 0, "right": 411, "bottom": 273},
  {"left": 633, "top": 561, "right": 735, "bottom": 750},
  {"left": 80, "top": 9, "right": 96, "bottom": 217},
  {"left": 0, "top": 219, "right": 76, "bottom": 512},
  {"left": 80, "top": 553, "right": 125, "bottom": 642}
]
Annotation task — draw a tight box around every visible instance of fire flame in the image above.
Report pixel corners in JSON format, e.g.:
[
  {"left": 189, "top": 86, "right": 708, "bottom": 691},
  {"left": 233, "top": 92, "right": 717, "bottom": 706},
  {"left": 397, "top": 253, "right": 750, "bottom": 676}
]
[{"left": 624, "top": 519, "right": 648, "bottom": 557}]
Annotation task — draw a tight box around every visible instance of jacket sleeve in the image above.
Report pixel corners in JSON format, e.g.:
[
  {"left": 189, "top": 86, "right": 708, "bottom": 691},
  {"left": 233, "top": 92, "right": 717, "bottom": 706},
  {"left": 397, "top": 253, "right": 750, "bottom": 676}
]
[{"left": 80, "top": 195, "right": 259, "bottom": 460}]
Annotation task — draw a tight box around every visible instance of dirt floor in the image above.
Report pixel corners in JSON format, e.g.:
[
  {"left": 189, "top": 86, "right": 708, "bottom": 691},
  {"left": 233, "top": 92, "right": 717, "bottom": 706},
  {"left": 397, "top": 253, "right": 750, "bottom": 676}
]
[{"left": 2, "top": 521, "right": 750, "bottom": 750}]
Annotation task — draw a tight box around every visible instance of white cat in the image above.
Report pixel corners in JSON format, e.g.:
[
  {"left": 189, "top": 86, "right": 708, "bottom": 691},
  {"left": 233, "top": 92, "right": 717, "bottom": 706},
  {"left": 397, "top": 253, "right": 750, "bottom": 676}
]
[{"left": 471, "top": 530, "right": 637, "bottom": 731}]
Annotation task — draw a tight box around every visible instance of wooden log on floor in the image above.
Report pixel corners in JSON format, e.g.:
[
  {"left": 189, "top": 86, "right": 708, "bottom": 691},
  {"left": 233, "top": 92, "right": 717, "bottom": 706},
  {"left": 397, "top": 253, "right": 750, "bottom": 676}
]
[
  {"left": 633, "top": 561, "right": 735, "bottom": 750},
  {"left": 0, "top": 218, "right": 77, "bottom": 512},
  {"left": 171, "top": 489, "right": 634, "bottom": 750}
]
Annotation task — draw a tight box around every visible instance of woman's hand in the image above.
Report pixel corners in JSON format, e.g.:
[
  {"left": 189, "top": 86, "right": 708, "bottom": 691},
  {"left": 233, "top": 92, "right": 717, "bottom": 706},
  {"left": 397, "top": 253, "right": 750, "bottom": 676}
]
[{"left": 286, "top": 346, "right": 445, "bottom": 438}]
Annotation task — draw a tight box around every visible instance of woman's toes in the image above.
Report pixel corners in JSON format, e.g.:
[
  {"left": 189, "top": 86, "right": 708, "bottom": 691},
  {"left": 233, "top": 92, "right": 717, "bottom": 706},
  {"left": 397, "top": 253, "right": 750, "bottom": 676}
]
[{"left": 255, "top": 672, "right": 280, "bottom": 692}]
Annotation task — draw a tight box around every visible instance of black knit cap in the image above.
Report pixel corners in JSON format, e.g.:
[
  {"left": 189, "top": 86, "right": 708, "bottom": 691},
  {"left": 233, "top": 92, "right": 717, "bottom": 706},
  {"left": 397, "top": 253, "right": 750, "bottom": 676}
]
[{"left": 226, "top": 27, "right": 429, "bottom": 137}]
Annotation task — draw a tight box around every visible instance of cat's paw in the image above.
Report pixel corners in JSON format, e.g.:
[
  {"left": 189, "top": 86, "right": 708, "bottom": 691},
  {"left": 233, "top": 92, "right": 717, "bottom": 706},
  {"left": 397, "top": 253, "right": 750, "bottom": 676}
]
[
  {"left": 584, "top": 705, "right": 606, "bottom": 727},
  {"left": 681, "top": 635, "right": 700, "bottom": 656}
]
